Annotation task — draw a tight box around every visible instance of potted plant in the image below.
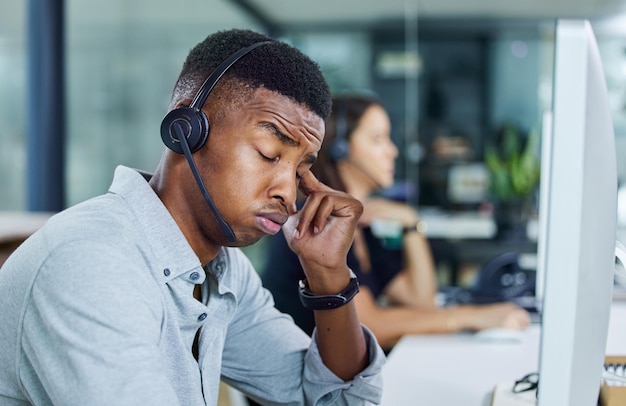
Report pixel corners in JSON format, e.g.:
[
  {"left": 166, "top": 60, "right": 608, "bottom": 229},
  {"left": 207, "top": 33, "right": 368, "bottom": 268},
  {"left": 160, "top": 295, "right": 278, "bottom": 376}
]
[{"left": 484, "top": 124, "right": 541, "bottom": 240}]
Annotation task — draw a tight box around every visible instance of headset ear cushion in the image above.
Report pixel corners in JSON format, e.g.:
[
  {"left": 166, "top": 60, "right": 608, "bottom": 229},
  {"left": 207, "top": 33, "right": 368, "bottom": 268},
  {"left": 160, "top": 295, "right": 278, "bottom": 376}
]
[
  {"left": 160, "top": 106, "right": 209, "bottom": 154},
  {"left": 329, "top": 138, "right": 349, "bottom": 162}
]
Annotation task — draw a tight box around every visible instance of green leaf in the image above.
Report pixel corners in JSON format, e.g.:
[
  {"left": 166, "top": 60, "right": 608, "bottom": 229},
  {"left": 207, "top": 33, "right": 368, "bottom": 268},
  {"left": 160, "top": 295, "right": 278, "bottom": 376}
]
[{"left": 485, "top": 125, "right": 540, "bottom": 201}]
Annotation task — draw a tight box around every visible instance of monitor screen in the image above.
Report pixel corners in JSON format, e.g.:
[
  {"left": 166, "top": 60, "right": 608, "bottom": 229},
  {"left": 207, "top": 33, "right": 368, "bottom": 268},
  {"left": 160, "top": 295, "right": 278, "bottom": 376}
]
[{"left": 536, "top": 19, "right": 618, "bottom": 405}]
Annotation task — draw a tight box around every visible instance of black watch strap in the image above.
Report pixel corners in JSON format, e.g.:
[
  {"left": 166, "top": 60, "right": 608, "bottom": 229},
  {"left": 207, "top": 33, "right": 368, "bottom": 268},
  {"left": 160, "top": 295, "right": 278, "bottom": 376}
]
[{"left": 298, "top": 270, "right": 360, "bottom": 311}]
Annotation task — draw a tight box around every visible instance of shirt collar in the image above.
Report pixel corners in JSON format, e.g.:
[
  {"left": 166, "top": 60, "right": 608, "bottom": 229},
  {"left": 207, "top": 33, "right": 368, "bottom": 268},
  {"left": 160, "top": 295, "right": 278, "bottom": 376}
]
[{"left": 107, "top": 165, "right": 201, "bottom": 280}]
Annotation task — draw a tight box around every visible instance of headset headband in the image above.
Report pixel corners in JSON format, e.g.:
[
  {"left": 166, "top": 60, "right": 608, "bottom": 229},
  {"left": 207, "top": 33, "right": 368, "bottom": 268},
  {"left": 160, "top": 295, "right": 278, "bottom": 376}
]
[{"left": 190, "top": 41, "right": 272, "bottom": 110}]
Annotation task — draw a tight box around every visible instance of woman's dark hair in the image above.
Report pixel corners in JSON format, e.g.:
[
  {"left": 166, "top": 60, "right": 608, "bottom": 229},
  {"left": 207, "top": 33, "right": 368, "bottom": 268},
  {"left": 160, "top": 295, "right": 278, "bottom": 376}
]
[{"left": 312, "top": 92, "right": 382, "bottom": 192}]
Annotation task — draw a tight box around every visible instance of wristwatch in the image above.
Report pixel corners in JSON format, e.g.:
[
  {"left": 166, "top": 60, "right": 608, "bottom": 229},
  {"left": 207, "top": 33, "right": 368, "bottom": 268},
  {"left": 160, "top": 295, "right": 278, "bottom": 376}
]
[
  {"left": 298, "top": 270, "right": 360, "bottom": 311},
  {"left": 403, "top": 219, "right": 427, "bottom": 235}
]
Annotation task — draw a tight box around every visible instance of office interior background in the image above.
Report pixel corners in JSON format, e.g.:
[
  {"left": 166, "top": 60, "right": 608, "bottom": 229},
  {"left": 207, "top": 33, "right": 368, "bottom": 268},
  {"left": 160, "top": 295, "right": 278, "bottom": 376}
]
[{"left": 3, "top": 0, "right": 626, "bottom": 282}]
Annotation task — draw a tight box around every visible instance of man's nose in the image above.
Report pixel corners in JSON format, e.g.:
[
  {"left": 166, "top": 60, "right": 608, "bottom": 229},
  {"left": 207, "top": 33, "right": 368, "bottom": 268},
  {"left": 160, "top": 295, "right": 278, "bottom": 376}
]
[{"left": 270, "top": 169, "right": 298, "bottom": 210}]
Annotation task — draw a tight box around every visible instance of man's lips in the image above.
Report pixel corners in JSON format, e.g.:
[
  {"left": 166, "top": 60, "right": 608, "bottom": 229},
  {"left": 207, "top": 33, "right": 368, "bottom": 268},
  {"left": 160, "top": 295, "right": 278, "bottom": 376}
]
[{"left": 256, "top": 212, "right": 289, "bottom": 235}]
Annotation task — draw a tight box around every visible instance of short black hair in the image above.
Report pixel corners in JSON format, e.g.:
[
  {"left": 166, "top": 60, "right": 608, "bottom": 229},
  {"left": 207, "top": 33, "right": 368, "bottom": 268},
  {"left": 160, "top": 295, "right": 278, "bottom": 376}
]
[{"left": 171, "top": 29, "right": 331, "bottom": 120}]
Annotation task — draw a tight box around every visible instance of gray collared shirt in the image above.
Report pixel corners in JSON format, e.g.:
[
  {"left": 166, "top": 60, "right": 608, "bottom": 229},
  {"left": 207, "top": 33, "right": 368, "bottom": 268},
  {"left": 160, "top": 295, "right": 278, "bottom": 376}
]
[{"left": 0, "top": 165, "right": 384, "bottom": 406}]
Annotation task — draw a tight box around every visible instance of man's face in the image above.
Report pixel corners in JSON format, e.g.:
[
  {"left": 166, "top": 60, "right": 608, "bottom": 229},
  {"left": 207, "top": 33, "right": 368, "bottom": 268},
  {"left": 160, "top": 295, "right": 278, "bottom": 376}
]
[{"left": 193, "top": 88, "right": 325, "bottom": 246}]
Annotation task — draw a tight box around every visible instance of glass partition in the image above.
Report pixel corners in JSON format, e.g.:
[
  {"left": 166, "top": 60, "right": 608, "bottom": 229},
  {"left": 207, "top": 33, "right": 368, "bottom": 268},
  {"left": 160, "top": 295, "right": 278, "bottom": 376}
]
[
  {"left": 2, "top": 2, "right": 626, "bottom": 226},
  {"left": 65, "top": 0, "right": 263, "bottom": 205}
]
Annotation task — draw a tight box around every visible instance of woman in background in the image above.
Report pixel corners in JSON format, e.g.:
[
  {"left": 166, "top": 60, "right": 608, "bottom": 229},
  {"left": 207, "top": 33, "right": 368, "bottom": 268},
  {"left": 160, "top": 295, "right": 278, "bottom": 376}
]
[{"left": 261, "top": 93, "right": 530, "bottom": 350}]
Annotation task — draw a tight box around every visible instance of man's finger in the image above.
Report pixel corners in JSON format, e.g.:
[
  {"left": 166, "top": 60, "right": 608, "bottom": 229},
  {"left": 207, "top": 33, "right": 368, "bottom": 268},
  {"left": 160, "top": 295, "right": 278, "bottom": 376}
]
[{"left": 298, "top": 170, "right": 333, "bottom": 197}]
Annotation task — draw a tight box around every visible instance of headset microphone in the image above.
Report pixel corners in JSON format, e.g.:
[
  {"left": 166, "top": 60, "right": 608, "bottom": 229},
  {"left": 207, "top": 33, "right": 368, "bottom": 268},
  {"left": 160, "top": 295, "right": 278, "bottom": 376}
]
[
  {"left": 171, "top": 121, "right": 236, "bottom": 242},
  {"left": 344, "top": 153, "right": 385, "bottom": 191},
  {"left": 160, "top": 41, "right": 270, "bottom": 243}
]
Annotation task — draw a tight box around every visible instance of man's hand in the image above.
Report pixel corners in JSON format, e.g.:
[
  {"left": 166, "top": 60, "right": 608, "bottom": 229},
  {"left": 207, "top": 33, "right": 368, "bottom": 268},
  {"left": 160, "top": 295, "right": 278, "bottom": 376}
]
[
  {"left": 282, "top": 172, "right": 370, "bottom": 381},
  {"left": 282, "top": 171, "right": 362, "bottom": 293}
]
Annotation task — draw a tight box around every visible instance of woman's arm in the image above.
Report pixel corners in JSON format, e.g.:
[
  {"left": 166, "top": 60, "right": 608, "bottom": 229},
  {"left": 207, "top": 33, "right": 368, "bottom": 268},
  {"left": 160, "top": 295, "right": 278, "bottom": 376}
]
[
  {"left": 384, "top": 229, "right": 438, "bottom": 308},
  {"left": 360, "top": 197, "right": 437, "bottom": 307},
  {"left": 354, "top": 286, "right": 531, "bottom": 350}
]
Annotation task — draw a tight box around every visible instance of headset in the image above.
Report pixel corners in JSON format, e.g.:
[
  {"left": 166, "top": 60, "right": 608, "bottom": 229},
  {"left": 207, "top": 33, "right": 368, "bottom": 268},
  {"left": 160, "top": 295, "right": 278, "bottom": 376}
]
[{"left": 160, "top": 41, "right": 270, "bottom": 243}]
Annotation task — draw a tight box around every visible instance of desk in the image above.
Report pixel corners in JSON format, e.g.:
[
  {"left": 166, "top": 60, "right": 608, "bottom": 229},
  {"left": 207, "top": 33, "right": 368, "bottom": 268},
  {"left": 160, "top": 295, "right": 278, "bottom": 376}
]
[
  {"left": 419, "top": 209, "right": 496, "bottom": 240},
  {"left": 0, "top": 211, "right": 53, "bottom": 242},
  {"left": 380, "top": 302, "right": 626, "bottom": 406},
  {"left": 418, "top": 209, "right": 539, "bottom": 242},
  {"left": 0, "top": 211, "right": 54, "bottom": 266},
  {"left": 418, "top": 210, "right": 538, "bottom": 286}
]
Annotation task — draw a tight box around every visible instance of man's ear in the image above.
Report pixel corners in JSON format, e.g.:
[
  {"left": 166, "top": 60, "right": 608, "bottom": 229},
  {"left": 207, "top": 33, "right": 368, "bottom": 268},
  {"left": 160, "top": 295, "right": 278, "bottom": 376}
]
[
  {"left": 175, "top": 98, "right": 193, "bottom": 109},
  {"left": 167, "top": 98, "right": 193, "bottom": 111}
]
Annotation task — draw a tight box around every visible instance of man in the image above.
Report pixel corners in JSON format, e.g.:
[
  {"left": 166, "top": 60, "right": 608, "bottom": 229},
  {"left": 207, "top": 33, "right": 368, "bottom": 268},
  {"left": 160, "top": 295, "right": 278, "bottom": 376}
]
[{"left": 0, "top": 29, "right": 384, "bottom": 405}]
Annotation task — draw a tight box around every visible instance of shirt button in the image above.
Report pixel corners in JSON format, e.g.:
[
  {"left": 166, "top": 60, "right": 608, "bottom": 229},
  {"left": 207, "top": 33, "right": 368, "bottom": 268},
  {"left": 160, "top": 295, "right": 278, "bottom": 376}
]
[
  {"left": 198, "top": 313, "right": 207, "bottom": 321},
  {"left": 163, "top": 268, "right": 171, "bottom": 277},
  {"left": 189, "top": 271, "right": 200, "bottom": 281}
]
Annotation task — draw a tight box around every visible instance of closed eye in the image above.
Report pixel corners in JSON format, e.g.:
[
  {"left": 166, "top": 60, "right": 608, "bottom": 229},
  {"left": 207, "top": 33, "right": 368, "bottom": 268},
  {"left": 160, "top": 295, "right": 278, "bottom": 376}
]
[{"left": 259, "top": 152, "right": 279, "bottom": 163}]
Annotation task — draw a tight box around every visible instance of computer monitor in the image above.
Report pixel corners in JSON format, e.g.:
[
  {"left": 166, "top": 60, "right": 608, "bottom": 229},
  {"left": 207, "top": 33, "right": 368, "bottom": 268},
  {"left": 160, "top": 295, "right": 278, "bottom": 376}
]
[{"left": 536, "top": 19, "right": 617, "bottom": 405}]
